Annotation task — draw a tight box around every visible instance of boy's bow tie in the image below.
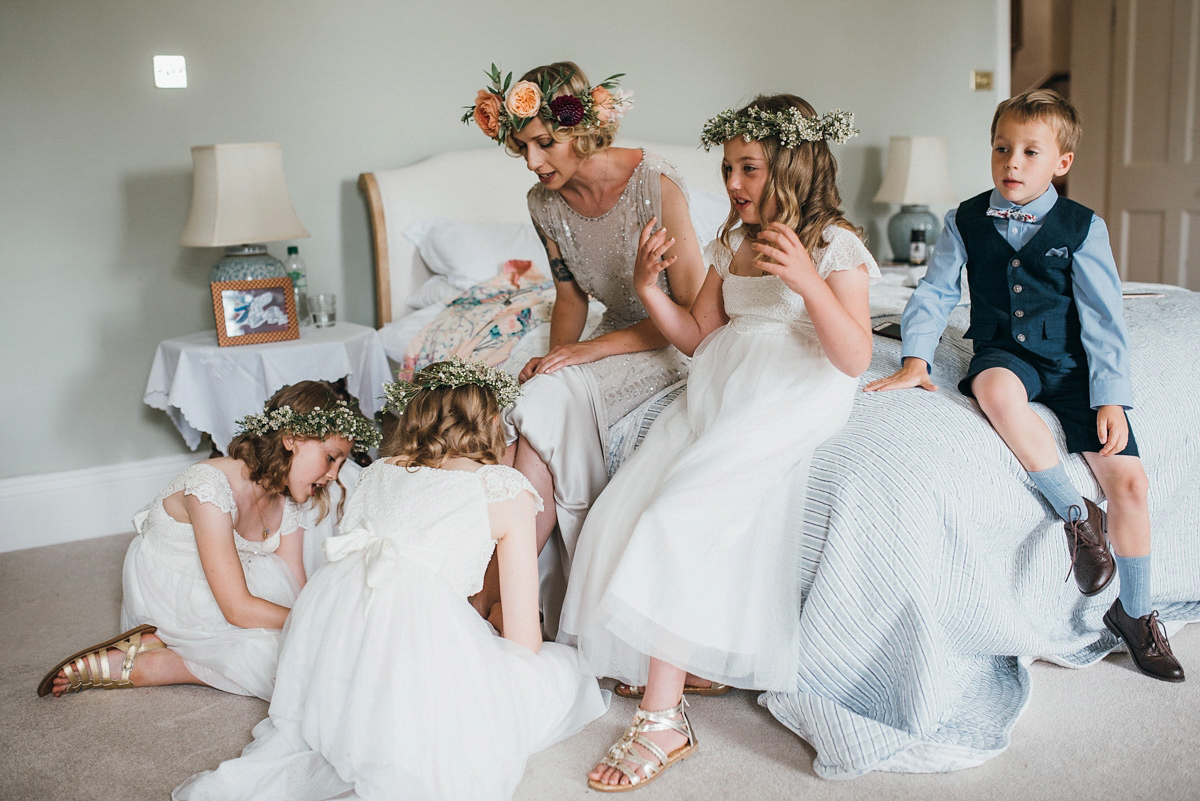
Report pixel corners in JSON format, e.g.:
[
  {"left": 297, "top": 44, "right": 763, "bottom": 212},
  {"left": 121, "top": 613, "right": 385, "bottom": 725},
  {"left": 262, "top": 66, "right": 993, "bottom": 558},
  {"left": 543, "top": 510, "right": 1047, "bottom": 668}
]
[{"left": 987, "top": 207, "right": 1037, "bottom": 223}]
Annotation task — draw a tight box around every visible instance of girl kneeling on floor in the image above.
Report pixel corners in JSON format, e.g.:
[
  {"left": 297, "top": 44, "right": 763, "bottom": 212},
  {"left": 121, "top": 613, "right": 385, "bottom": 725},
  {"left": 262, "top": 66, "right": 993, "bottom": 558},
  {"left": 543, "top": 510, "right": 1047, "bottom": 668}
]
[
  {"left": 37, "top": 381, "right": 378, "bottom": 700},
  {"left": 174, "top": 359, "right": 605, "bottom": 801}
]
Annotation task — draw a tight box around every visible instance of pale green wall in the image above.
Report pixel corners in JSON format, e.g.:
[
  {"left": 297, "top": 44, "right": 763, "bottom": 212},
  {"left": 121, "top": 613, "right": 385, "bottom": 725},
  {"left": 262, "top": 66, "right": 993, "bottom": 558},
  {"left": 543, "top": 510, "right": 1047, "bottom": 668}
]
[{"left": 0, "top": 0, "right": 1006, "bottom": 479}]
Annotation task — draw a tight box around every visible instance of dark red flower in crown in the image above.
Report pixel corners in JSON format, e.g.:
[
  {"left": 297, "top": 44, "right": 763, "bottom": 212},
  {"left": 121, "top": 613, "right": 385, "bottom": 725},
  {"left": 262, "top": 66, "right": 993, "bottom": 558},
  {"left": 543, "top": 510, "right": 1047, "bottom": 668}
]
[{"left": 549, "top": 95, "right": 585, "bottom": 127}]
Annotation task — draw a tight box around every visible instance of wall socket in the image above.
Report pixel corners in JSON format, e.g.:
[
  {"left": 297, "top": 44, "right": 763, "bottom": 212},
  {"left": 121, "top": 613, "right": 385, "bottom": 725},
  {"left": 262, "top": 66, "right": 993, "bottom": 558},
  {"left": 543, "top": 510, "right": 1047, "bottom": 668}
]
[
  {"left": 153, "top": 55, "right": 187, "bottom": 89},
  {"left": 971, "top": 70, "right": 994, "bottom": 91}
]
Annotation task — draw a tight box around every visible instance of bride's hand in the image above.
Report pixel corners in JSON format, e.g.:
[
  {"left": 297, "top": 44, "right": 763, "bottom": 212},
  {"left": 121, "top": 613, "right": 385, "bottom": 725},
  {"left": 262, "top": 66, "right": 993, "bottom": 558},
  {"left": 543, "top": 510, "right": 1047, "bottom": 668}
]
[
  {"left": 518, "top": 357, "right": 543, "bottom": 383},
  {"left": 535, "top": 341, "right": 607, "bottom": 375},
  {"left": 633, "top": 217, "right": 676, "bottom": 294}
]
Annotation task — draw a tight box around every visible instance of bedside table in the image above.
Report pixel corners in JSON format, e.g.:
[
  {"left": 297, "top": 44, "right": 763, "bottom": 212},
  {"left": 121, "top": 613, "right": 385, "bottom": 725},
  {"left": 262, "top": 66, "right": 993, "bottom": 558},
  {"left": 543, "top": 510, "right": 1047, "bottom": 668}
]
[{"left": 144, "top": 322, "right": 392, "bottom": 453}]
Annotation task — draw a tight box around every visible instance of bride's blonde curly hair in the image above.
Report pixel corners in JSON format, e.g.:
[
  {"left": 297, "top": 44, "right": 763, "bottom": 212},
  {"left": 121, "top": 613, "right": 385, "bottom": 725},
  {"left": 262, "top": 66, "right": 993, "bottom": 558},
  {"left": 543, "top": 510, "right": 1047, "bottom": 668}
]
[
  {"left": 382, "top": 382, "right": 506, "bottom": 468},
  {"left": 717, "top": 94, "right": 862, "bottom": 257},
  {"left": 504, "top": 61, "right": 617, "bottom": 160}
]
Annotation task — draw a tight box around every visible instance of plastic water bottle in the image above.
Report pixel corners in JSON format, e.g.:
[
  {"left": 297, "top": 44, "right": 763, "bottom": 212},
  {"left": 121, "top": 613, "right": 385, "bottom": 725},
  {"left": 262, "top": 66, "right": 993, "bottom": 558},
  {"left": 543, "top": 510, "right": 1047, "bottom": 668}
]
[{"left": 284, "top": 246, "right": 309, "bottom": 324}]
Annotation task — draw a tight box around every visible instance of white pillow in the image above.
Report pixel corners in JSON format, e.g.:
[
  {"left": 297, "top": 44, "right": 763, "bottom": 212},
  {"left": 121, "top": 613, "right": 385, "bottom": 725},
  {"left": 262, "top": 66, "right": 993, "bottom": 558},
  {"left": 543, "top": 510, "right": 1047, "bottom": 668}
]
[
  {"left": 404, "top": 218, "right": 551, "bottom": 291},
  {"left": 405, "top": 275, "right": 462, "bottom": 310},
  {"left": 689, "top": 189, "right": 730, "bottom": 246}
]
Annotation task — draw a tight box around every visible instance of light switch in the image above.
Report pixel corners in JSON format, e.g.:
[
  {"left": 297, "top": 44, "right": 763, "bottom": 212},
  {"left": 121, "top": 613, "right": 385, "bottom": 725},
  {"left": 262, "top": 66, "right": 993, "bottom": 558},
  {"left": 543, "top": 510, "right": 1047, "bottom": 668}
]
[
  {"left": 971, "top": 70, "right": 994, "bottom": 91},
  {"left": 154, "top": 55, "right": 187, "bottom": 89}
]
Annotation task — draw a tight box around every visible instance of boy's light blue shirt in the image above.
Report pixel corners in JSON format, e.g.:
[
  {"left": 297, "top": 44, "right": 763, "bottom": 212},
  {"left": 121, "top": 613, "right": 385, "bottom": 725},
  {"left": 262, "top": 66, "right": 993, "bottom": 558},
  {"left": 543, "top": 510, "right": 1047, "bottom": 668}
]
[{"left": 900, "top": 185, "right": 1134, "bottom": 409}]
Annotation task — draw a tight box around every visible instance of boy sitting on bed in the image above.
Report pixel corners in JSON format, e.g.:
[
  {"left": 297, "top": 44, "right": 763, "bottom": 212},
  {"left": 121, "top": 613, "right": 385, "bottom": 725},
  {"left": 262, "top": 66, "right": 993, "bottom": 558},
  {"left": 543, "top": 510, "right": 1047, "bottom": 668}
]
[{"left": 864, "top": 89, "right": 1183, "bottom": 683}]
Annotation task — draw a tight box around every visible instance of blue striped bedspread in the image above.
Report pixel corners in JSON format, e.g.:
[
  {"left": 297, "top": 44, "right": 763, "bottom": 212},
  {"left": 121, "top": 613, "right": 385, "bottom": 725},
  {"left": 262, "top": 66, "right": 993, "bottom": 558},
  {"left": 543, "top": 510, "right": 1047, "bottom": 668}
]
[{"left": 608, "top": 283, "right": 1200, "bottom": 777}]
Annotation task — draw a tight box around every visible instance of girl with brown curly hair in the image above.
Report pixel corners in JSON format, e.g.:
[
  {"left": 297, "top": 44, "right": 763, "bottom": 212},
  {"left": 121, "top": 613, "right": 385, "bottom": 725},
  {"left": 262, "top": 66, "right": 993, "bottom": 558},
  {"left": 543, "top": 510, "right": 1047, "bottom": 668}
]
[{"left": 37, "top": 380, "right": 378, "bottom": 700}]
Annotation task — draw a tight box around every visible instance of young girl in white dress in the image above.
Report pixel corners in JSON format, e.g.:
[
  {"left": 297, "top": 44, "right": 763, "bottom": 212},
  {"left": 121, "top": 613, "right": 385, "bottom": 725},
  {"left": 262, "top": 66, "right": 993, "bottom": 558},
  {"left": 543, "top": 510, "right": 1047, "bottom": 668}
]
[
  {"left": 173, "top": 359, "right": 607, "bottom": 801},
  {"left": 37, "top": 381, "right": 378, "bottom": 701},
  {"left": 558, "top": 95, "right": 879, "bottom": 791}
]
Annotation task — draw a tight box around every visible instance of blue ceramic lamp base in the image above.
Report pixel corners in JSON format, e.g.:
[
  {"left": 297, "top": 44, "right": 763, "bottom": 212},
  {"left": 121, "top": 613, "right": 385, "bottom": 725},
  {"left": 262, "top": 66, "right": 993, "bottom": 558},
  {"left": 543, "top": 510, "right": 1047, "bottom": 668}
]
[
  {"left": 209, "top": 244, "right": 288, "bottom": 283},
  {"left": 886, "top": 204, "right": 939, "bottom": 263}
]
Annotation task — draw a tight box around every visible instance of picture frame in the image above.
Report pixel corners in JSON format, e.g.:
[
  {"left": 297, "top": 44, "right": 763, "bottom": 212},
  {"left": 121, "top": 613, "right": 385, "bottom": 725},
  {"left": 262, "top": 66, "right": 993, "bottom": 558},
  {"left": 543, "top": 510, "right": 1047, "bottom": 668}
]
[{"left": 210, "top": 276, "right": 300, "bottom": 347}]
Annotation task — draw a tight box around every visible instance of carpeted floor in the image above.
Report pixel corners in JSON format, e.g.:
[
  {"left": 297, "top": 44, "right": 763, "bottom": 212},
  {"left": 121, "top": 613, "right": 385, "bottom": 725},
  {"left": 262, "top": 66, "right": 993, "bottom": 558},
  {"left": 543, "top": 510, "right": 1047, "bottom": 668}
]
[{"left": 3, "top": 532, "right": 1198, "bottom": 801}]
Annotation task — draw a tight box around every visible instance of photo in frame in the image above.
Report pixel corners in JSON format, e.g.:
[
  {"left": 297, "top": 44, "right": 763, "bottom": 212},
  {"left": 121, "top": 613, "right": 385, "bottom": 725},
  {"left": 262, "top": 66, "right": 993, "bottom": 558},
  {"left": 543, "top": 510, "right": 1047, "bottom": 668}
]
[{"left": 210, "top": 276, "right": 300, "bottom": 347}]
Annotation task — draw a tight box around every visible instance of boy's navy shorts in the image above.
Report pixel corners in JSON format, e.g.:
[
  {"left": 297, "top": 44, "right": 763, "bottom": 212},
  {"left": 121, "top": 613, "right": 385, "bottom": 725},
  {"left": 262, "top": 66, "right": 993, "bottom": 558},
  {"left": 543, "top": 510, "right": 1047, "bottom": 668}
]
[{"left": 958, "top": 344, "right": 1139, "bottom": 457}]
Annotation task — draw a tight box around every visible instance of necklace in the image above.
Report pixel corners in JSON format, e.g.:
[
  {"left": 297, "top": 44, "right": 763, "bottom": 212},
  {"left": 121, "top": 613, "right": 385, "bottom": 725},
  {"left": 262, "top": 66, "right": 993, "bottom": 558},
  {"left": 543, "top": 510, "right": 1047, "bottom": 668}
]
[{"left": 251, "top": 485, "right": 273, "bottom": 540}]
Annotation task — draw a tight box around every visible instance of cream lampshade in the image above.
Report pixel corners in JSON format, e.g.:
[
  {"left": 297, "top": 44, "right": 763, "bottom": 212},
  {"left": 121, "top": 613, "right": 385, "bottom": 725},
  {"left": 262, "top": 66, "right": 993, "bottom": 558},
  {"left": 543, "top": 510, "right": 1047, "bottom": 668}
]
[
  {"left": 180, "top": 142, "right": 309, "bottom": 282},
  {"left": 874, "top": 136, "right": 957, "bottom": 262}
]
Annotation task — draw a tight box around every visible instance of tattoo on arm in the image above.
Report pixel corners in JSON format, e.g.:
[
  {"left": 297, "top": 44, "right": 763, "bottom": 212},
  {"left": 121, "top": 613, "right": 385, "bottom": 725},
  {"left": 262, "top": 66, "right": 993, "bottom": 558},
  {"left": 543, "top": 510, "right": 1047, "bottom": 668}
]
[
  {"left": 550, "top": 257, "right": 575, "bottom": 282},
  {"left": 532, "top": 219, "right": 574, "bottom": 282}
]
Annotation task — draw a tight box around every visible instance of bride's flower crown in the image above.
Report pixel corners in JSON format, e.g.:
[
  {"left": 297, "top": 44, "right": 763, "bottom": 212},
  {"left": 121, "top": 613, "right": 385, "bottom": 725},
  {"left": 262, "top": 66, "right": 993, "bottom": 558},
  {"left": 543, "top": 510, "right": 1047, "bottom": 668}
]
[
  {"left": 235, "top": 400, "right": 381, "bottom": 453},
  {"left": 700, "top": 106, "right": 859, "bottom": 151},
  {"left": 383, "top": 357, "right": 522, "bottom": 415},
  {"left": 463, "top": 63, "right": 633, "bottom": 146}
]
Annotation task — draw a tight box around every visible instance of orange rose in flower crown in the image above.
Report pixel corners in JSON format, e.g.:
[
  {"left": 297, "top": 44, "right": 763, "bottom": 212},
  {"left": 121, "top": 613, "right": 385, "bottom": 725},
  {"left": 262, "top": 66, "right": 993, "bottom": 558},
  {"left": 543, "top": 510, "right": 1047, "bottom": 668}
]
[
  {"left": 505, "top": 81, "right": 542, "bottom": 118},
  {"left": 461, "top": 63, "right": 632, "bottom": 146},
  {"left": 590, "top": 86, "right": 613, "bottom": 124},
  {"left": 472, "top": 89, "right": 502, "bottom": 140}
]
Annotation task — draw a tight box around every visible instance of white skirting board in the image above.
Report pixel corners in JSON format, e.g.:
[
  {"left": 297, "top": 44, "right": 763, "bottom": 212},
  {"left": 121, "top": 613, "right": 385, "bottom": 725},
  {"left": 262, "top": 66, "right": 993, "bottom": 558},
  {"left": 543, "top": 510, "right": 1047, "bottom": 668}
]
[{"left": 0, "top": 454, "right": 200, "bottom": 554}]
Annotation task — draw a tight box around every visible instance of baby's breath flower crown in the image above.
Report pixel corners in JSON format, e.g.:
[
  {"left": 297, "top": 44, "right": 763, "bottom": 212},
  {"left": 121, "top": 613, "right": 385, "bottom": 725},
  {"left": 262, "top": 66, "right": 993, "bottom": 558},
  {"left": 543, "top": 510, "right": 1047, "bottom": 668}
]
[
  {"left": 234, "top": 400, "right": 381, "bottom": 453},
  {"left": 699, "top": 107, "right": 859, "bottom": 151},
  {"left": 383, "top": 357, "right": 522, "bottom": 416},
  {"left": 463, "top": 63, "right": 633, "bottom": 146}
]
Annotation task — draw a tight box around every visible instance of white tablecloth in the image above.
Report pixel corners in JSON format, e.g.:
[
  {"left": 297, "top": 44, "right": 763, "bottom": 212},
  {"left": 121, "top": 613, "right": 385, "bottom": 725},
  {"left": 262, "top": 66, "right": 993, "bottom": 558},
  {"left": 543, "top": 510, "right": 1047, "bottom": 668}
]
[{"left": 144, "top": 323, "right": 393, "bottom": 452}]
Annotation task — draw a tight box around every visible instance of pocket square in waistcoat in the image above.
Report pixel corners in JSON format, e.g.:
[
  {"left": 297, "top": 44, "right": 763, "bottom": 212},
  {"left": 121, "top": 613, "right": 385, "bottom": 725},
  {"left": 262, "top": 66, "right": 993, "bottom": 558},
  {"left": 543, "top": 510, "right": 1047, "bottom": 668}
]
[{"left": 1045, "top": 247, "right": 1069, "bottom": 258}]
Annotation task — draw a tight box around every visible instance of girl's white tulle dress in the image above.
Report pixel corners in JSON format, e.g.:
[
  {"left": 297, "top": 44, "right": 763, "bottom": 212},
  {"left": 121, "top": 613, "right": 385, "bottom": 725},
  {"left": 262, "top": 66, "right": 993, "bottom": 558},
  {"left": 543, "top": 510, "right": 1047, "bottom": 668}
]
[
  {"left": 121, "top": 463, "right": 304, "bottom": 700},
  {"left": 174, "top": 462, "right": 606, "bottom": 801},
  {"left": 558, "top": 226, "right": 879, "bottom": 692}
]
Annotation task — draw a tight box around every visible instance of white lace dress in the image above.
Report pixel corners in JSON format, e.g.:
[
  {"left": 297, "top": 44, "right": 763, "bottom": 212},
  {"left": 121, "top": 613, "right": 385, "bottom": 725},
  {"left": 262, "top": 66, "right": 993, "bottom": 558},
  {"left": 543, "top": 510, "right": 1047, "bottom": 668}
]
[
  {"left": 558, "top": 226, "right": 879, "bottom": 692},
  {"left": 120, "top": 463, "right": 305, "bottom": 699},
  {"left": 174, "top": 462, "right": 606, "bottom": 801}
]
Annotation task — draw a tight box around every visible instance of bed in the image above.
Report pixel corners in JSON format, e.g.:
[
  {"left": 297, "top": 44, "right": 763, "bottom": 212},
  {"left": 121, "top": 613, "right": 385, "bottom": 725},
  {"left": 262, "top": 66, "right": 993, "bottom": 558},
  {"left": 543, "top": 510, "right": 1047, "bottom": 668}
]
[{"left": 358, "top": 145, "right": 1200, "bottom": 778}]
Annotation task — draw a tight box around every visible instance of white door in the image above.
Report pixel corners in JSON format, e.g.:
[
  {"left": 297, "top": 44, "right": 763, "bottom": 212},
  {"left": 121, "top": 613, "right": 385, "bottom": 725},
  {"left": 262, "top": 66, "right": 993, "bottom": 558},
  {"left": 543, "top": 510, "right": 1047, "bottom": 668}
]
[
  {"left": 1071, "top": 0, "right": 1200, "bottom": 288},
  {"left": 1107, "top": 0, "right": 1200, "bottom": 287}
]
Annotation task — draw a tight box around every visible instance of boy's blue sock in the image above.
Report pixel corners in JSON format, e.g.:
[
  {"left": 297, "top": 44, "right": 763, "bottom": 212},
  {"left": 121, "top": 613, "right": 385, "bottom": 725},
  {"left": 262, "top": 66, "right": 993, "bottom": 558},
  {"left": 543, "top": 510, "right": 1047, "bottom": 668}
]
[
  {"left": 1116, "top": 554, "right": 1153, "bottom": 618},
  {"left": 1028, "top": 463, "right": 1087, "bottom": 522}
]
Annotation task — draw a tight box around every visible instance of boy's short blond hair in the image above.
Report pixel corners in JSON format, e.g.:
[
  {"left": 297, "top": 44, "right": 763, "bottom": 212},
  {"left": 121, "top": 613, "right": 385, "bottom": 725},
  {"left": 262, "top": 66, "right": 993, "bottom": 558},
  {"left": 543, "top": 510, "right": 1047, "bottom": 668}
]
[{"left": 991, "top": 89, "right": 1082, "bottom": 154}]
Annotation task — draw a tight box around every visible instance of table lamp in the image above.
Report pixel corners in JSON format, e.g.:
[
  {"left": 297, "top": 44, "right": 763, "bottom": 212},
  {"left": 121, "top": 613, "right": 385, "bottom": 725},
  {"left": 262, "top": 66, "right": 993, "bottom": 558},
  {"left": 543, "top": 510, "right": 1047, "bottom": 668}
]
[
  {"left": 874, "top": 136, "right": 957, "bottom": 263},
  {"left": 180, "top": 142, "right": 310, "bottom": 282}
]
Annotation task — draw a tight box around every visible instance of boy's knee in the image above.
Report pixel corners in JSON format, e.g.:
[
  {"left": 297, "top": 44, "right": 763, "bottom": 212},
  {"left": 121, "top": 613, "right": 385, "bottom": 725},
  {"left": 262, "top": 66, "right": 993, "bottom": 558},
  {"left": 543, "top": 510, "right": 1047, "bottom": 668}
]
[
  {"left": 972, "top": 370, "right": 1027, "bottom": 417},
  {"left": 1110, "top": 464, "right": 1149, "bottom": 502}
]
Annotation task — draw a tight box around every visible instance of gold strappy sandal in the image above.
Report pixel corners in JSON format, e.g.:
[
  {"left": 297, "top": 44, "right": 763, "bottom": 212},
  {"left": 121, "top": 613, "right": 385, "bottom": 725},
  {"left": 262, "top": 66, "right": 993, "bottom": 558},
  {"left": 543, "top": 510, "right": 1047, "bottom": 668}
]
[
  {"left": 588, "top": 699, "right": 697, "bottom": 792},
  {"left": 36, "top": 624, "right": 165, "bottom": 697},
  {"left": 614, "top": 681, "right": 730, "bottom": 699}
]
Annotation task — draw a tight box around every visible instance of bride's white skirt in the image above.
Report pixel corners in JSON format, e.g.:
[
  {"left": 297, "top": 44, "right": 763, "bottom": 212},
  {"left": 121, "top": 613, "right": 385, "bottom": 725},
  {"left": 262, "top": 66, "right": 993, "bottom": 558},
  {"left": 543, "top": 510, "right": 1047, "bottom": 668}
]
[
  {"left": 559, "top": 322, "right": 855, "bottom": 692},
  {"left": 175, "top": 552, "right": 606, "bottom": 801}
]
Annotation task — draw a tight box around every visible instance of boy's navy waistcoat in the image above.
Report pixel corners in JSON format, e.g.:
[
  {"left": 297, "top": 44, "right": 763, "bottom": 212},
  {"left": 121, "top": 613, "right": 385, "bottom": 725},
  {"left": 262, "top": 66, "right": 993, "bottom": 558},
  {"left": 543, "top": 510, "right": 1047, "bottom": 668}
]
[{"left": 957, "top": 190, "right": 1094, "bottom": 360}]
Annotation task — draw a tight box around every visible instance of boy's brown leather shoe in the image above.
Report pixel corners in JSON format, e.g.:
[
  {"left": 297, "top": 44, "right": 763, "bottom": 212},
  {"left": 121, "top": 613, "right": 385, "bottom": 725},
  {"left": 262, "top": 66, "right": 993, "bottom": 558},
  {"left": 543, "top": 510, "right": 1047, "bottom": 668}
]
[
  {"left": 1063, "top": 499, "right": 1115, "bottom": 596},
  {"left": 1103, "top": 598, "right": 1185, "bottom": 682}
]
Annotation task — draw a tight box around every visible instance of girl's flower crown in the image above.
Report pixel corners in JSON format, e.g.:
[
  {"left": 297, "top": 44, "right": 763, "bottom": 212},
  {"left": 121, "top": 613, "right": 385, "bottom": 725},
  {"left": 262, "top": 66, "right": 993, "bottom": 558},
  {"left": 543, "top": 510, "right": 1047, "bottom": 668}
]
[
  {"left": 234, "top": 400, "right": 381, "bottom": 453},
  {"left": 700, "top": 107, "right": 859, "bottom": 151},
  {"left": 462, "top": 63, "right": 633, "bottom": 146},
  {"left": 382, "top": 357, "right": 522, "bottom": 415}
]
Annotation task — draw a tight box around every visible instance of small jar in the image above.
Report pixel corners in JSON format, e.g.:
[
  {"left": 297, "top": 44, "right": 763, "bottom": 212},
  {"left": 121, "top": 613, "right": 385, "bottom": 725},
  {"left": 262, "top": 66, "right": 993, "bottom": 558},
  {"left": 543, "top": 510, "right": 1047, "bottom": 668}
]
[{"left": 908, "top": 229, "right": 928, "bottom": 266}]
